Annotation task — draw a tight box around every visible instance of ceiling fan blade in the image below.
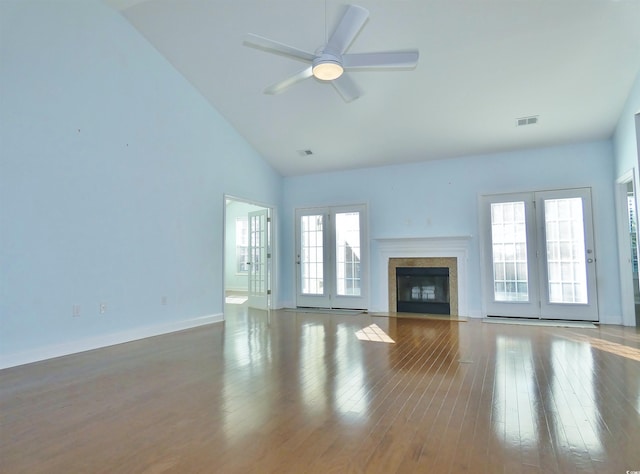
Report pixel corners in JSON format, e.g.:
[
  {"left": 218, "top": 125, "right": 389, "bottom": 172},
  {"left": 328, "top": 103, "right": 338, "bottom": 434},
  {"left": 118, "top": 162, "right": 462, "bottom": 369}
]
[
  {"left": 331, "top": 73, "right": 360, "bottom": 103},
  {"left": 343, "top": 51, "right": 419, "bottom": 69},
  {"left": 325, "top": 5, "right": 369, "bottom": 54},
  {"left": 264, "top": 67, "right": 314, "bottom": 95},
  {"left": 244, "top": 33, "right": 315, "bottom": 62}
]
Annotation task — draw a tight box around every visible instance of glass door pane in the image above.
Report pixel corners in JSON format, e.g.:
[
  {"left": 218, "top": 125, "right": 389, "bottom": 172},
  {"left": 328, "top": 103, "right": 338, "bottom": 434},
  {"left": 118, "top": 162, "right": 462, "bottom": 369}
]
[
  {"left": 544, "top": 198, "right": 587, "bottom": 304},
  {"left": 490, "top": 201, "right": 529, "bottom": 302},
  {"left": 335, "top": 211, "right": 361, "bottom": 297},
  {"left": 300, "top": 214, "right": 324, "bottom": 295}
]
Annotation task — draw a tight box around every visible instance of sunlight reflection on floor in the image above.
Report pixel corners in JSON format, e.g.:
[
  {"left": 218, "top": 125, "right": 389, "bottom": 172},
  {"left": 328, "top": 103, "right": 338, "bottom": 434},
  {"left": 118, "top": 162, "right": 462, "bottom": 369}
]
[
  {"left": 355, "top": 324, "right": 395, "bottom": 343},
  {"left": 562, "top": 333, "right": 640, "bottom": 362},
  {"left": 225, "top": 296, "right": 248, "bottom": 305}
]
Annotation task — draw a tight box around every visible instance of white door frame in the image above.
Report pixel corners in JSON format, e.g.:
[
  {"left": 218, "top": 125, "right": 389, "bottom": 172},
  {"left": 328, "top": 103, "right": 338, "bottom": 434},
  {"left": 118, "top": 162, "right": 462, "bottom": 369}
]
[
  {"left": 615, "top": 169, "right": 639, "bottom": 326},
  {"left": 223, "top": 194, "right": 277, "bottom": 313}
]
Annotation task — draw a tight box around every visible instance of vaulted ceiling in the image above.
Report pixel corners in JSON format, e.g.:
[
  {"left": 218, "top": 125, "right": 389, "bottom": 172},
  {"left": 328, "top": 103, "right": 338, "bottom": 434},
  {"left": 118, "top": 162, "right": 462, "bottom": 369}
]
[{"left": 105, "top": 0, "right": 640, "bottom": 176}]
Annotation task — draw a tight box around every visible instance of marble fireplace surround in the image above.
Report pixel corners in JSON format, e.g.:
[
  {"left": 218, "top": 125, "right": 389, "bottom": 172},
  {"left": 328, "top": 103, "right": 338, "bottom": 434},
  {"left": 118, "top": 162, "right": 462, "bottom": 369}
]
[{"left": 374, "top": 237, "right": 471, "bottom": 316}]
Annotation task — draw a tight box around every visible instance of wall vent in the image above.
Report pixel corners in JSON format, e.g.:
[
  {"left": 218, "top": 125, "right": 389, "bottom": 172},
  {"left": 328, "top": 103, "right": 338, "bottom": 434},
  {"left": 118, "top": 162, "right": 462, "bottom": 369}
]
[{"left": 516, "top": 115, "right": 539, "bottom": 127}]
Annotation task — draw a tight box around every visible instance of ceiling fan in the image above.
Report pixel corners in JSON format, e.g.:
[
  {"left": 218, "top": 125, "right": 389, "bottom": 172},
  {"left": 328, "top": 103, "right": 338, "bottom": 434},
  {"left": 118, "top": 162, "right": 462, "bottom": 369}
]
[{"left": 244, "top": 4, "right": 419, "bottom": 102}]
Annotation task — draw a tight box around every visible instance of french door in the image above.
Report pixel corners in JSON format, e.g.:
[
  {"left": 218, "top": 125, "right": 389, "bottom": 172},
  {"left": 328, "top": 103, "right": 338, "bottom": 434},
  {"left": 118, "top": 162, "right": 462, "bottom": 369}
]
[
  {"left": 481, "top": 188, "right": 598, "bottom": 321},
  {"left": 247, "top": 209, "right": 270, "bottom": 310},
  {"left": 295, "top": 205, "right": 368, "bottom": 310}
]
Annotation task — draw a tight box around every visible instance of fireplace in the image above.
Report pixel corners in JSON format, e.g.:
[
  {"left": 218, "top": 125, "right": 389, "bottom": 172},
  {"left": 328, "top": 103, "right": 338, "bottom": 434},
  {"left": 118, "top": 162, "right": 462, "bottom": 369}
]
[
  {"left": 388, "top": 257, "right": 458, "bottom": 316},
  {"left": 396, "top": 266, "right": 450, "bottom": 314},
  {"left": 374, "top": 237, "right": 469, "bottom": 316}
]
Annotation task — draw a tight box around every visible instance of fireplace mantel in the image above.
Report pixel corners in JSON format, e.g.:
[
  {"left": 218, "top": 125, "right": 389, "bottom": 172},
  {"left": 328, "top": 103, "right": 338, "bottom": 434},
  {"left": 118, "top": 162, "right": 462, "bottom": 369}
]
[{"left": 373, "top": 236, "right": 471, "bottom": 316}]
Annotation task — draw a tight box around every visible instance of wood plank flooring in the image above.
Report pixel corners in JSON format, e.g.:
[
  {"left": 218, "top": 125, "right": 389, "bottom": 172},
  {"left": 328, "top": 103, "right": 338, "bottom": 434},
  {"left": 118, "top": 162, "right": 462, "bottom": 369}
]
[{"left": 1, "top": 306, "right": 639, "bottom": 473}]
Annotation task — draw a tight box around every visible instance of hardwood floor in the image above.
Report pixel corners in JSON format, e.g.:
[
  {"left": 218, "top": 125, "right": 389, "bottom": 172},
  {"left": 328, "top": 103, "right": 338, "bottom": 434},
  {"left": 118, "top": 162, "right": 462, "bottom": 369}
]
[{"left": 1, "top": 306, "right": 639, "bottom": 473}]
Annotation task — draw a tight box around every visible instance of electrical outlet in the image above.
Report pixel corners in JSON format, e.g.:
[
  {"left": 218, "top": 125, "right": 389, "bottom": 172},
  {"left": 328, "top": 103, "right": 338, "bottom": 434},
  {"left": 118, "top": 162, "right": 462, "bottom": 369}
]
[
  {"left": 72, "top": 305, "right": 81, "bottom": 317},
  {"left": 99, "top": 303, "right": 107, "bottom": 314}
]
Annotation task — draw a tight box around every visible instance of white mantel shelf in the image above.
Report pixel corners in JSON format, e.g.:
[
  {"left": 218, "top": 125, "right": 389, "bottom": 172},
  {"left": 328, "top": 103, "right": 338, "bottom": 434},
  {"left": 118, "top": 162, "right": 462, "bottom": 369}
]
[
  {"left": 373, "top": 236, "right": 472, "bottom": 316},
  {"left": 375, "top": 236, "right": 472, "bottom": 249}
]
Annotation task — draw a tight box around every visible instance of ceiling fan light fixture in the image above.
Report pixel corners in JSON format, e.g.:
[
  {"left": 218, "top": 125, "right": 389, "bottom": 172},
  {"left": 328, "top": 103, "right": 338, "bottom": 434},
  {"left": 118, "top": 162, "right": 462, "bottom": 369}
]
[
  {"left": 312, "top": 60, "right": 343, "bottom": 80},
  {"left": 312, "top": 54, "right": 343, "bottom": 80}
]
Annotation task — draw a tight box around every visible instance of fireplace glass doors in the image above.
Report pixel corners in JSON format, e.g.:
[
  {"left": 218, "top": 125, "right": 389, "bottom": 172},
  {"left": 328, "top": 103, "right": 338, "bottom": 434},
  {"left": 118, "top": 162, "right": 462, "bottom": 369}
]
[{"left": 396, "top": 267, "right": 450, "bottom": 314}]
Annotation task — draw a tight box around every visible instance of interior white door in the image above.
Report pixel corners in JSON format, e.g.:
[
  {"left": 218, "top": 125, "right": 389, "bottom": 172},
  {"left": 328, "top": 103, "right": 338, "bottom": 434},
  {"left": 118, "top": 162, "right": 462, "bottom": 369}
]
[
  {"left": 295, "top": 205, "right": 368, "bottom": 309},
  {"left": 481, "top": 188, "right": 598, "bottom": 321},
  {"left": 248, "top": 209, "right": 269, "bottom": 310}
]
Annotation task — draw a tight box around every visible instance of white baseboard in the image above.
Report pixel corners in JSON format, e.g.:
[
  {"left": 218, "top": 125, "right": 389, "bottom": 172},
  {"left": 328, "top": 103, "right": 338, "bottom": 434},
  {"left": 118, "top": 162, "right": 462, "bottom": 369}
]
[{"left": 0, "top": 313, "right": 223, "bottom": 370}]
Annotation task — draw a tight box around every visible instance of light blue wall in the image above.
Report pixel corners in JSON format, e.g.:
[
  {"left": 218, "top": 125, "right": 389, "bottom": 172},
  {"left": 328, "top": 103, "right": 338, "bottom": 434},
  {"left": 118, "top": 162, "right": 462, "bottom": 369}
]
[
  {"left": 282, "top": 141, "right": 621, "bottom": 322},
  {"left": 0, "top": 0, "right": 282, "bottom": 366},
  {"left": 613, "top": 69, "right": 640, "bottom": 178}
]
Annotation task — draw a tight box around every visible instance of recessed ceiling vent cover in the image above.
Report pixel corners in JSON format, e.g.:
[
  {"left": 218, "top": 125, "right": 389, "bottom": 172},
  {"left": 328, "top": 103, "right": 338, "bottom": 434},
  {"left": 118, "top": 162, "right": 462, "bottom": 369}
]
[{"left": 516, "top": 115, "right": 539, "bottom": 127}]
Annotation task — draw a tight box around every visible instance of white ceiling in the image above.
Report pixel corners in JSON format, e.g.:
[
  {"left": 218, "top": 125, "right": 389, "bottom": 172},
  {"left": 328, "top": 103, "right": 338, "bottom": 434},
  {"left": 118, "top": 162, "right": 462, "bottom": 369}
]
[{"left": 105, "top": 0, "right": 640, "bottom": 176}]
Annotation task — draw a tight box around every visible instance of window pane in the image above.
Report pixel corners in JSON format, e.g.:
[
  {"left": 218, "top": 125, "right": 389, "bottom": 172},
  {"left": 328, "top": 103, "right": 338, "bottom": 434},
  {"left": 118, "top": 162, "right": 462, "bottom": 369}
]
[{"left": 491, "top": 202, "right": 529, "bottom": 301}]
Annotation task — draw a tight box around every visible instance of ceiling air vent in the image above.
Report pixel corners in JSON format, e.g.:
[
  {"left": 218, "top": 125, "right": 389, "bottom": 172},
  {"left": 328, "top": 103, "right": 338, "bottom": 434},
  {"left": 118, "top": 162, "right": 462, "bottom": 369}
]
[
  {"left": 298, "top": 149, "right": 313, "bottom": 157},
  {"left": 516, "top": 115, "right": 539, "bottom": 127}
]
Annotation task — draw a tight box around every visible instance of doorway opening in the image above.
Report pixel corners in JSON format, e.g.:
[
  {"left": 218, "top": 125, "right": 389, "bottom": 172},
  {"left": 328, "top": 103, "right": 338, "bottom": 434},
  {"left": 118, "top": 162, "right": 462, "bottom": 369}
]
[
  {"left": 224, "top": 196, "right": 274, "bottom": 312},
  {"left": 616, "top": 169, "right": 640, "bottom": 327}
]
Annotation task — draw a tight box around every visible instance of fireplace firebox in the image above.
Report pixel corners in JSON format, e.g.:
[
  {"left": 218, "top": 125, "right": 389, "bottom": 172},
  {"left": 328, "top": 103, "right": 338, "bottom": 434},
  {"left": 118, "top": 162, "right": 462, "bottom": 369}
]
[{"left": 396, "top": 267, "right": 450, "bottom": 315}]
